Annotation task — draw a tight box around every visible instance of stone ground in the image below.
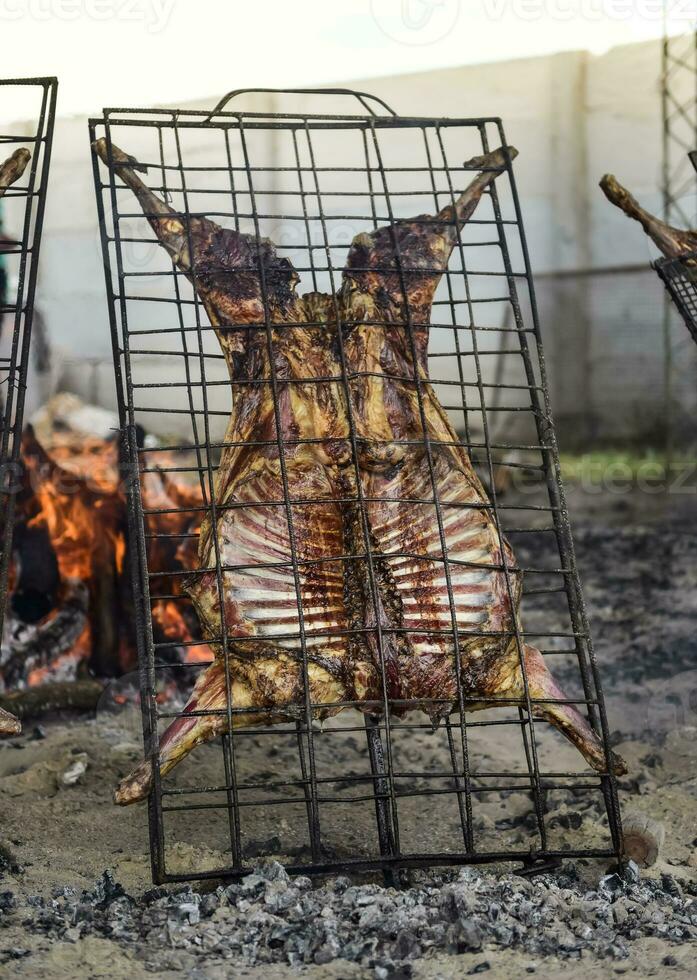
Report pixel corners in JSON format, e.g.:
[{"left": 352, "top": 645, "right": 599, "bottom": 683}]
[{"left": 1, "top": 481, "right": 697, "bottom": 978}]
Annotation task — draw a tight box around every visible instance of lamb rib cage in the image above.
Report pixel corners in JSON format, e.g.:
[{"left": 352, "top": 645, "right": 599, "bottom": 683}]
[
  {"left": 90, "top": 89, "right": 623, "bottom": 884},
  {"left": 0, "top": 78, "right": 57, "bottom": 733}
]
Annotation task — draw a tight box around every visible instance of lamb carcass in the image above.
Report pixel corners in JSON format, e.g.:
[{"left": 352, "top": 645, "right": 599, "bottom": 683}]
[{"left": 92, "top": 139, "right": 626, "bottom": 804}]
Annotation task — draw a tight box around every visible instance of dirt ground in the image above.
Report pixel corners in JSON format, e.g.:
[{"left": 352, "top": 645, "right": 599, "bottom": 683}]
[{"left": 1, "top": 481, "right": 697, "bottom": 978}]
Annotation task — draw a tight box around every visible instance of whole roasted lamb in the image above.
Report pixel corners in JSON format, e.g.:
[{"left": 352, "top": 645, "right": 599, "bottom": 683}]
[{"left": 93, "top": 138, "right": 626, "bottom": 804}]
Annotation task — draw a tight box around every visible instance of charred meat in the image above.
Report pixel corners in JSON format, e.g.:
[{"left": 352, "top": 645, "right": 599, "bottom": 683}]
[
  {"left": 93, "top": 139, "right": 626, "bottom": 803},
  {"left": 600, "top": 172, "right": 697, "bottom": 259}
]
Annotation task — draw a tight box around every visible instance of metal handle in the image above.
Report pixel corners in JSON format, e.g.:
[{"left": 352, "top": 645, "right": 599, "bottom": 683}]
[{"left": 205, "top": 87, "right": 397, "bottom": 121}]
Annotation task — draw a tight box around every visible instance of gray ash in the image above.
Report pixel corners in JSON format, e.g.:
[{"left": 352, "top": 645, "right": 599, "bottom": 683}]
[{"left": 3, "top": 862, "right": 696, "bottom": 976}]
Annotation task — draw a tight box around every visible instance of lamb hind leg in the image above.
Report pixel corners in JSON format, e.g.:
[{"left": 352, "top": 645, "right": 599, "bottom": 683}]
[
  {"left": 114, "top": 656, "right": 349, "bottom": 805},
  {"left": 521, "top": 645, "right": 627, "bottom": 776},
  {"left": 115, "top": 661, "right": 257, "bottom": 805}
]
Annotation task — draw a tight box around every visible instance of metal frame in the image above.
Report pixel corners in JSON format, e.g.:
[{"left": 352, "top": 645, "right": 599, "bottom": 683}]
[
  {"left": 0, "top": 78, "right": 58, "bottom": 641},
  {"left": 654, "top": 250, "right": 697, "bottom": 344},
  {"left": 90, "top": 89, "right": 623, "bottom": 885}
]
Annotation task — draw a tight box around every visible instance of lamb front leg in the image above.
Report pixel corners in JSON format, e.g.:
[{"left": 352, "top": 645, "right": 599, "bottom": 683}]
[
  {"left": 341, "top": 144, "right": 518, "bottom": 330},
  {"left": 93, "top": 138, "right": 209, "bottom": 275},
  {"left": 600, "top": 173, "right": 697, "bottom": 259},
  {"left": 93, "top": 138, "right": 303, "bottom": 373}
]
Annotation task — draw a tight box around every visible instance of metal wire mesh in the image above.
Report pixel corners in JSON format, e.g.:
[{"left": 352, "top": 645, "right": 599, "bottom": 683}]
[
  {"left": 654, "top": 251, "right": 697, "bottom": 345},
  {"left": 90, "top": 89, "right": 623, "bottom": 884},
  {"left": 0, "top": 77, "right": 57, "bottom": 637}
]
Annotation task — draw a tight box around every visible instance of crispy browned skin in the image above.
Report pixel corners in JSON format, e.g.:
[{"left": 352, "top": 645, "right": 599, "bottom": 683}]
[
  {"left": 0, "top": 148, "right": 30, "bottom": 199},
  {"left": 600, "top": 173, "right": 697, "bottom": 259},
  {"left": 92, "top": 140, "right": 625, "bottom": 805}
]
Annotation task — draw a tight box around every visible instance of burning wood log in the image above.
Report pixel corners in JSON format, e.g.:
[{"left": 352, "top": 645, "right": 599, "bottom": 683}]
[
  {"left": 2, "top": 579, "right": 88, "bottom": 689},
  {"left": 0, "top": 678, "right": 103, "bottom": 721},
  {"left": 0, "top": 398, "right": 209, "bottom": 710},
  {"left": 599, "top": 173, "right": 697, "bottom": 260}
]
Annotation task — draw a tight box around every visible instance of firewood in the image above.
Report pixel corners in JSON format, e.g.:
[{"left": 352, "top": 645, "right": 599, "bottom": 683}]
[
  {"left": 0, "top": 706, "right": 21, "bottom": 735},
  {"left": 1, "top": 580, "right": 88, "bottom": 689},
  {"left": 1, "top": 414, "right": 204, "bottom": 694},
  {"left": 0, "top": 679, "right": 104, "bottom": 720},
  {"left": 621, "top": 810, "right": 665, "bottom": 869}
]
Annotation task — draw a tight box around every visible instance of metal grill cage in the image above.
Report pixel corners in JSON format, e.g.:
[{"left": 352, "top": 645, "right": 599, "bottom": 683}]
[
  {"left": 90, "top": 89, "right": 622, "bottom": 885},
  {"left": 0, "top": 77, "right": 57, "bottom": 636},
  {"left": 654, "top": 251, "right": 697, "bottom": 346}
]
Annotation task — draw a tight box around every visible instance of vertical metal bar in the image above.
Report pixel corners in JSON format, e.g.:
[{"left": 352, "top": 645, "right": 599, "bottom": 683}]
[
  {"left": 368, "top": 118, "right": 491, "bottom": 854},
  {"left": 364, "top": 714, "right": 399, "bottom": 887},
  {"left": 291, "top": 130, "right": 318, "bottom": 293},
  {"left": 421, "top": 125, "right": 474, "bottom": 849},
  {"left": 444, "top": 716, "right": 469, "bottom": 848},
  {"left": 356, "top": 128, "right": 400, "bottom": 864},
  {"left": 157, "top": 127, "right": 209, "bottom": 509},
  {"left": 0, "top": 80, "right": 49, "bottom": 466},
  {"left": 302, "top": 120, "right": 402, "bottom": 856},
  {"left": 237, "top": 117, "right": 323, "bottom": 861},
  {"left": 433, "top": 123, "right": 548, "bottom": 850},
  {"left": 489, "top": 119, "right": 623, "bottom": 857},
  {"left": 93, "top": 116, "right": 166, "bottom": 881},
  {"left": 421, "top": 126, "right": 473, "bottom": 450},
  {"left": 295, "top": 720, "right": 316, "bottom": 847},
  {"left": 170, "top": 116, "right": 243, "bottom": 869}
]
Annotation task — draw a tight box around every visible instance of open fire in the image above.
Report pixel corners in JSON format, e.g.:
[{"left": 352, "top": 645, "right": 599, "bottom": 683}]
[{"left": 0, "top": 394, "right": 211, "bottom": 709}]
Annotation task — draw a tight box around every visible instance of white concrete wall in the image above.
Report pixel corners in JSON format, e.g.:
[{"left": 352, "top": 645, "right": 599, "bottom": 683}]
[{"left": 3, "top": 36, "right": 695, "bottom": 446}]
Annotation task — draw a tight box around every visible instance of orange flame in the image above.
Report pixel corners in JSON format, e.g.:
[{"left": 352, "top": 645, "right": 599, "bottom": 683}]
[{"left": 6, "top": 430, "right": 205, "bottom": 690}]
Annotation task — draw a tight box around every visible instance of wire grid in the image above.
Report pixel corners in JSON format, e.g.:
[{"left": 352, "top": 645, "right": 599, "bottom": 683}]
[
  {"left": 654, "top": 252, "right": 697, "bottom": 346},
  {"left": 0, "top": 78, "right": 57, "bottom": 637},
  {"left": 90, "top": 90, "right": 623, "bottom": 884}
]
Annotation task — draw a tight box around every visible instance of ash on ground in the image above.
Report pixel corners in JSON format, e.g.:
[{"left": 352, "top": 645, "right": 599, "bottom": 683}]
[{"left": 4, "top": 859, "right": 697, "bottom": 978}]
